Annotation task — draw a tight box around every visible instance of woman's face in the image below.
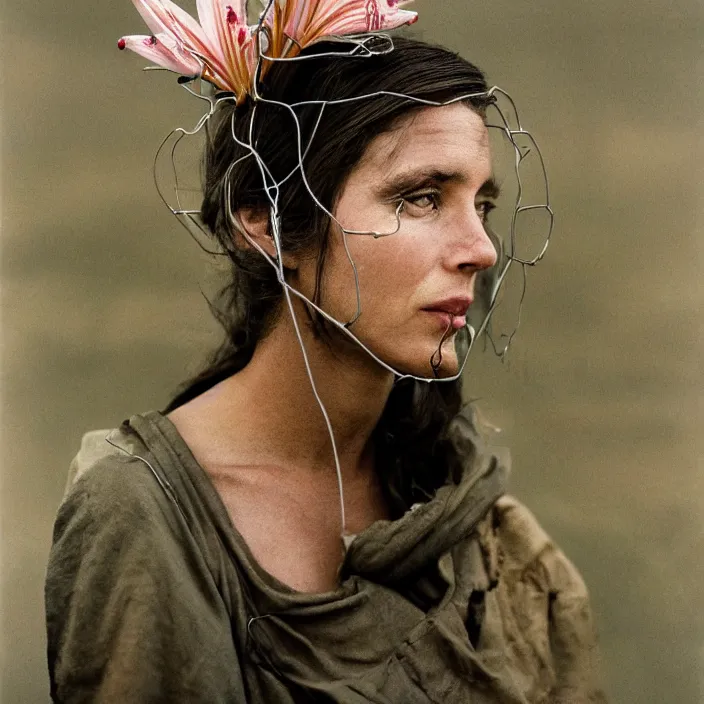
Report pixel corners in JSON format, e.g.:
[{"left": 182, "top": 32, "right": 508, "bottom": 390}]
[{"left": 296, "top": 103, "right": 498, "bottom": 378}]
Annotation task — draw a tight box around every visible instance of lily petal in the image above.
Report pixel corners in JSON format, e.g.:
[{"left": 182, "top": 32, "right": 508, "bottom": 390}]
[
  {"left": 129, "top": 0, "right": 232, "bottom": 76},
  {"left": 326, "top": 0, "right": 416, "bottom": 35},
  {"left": 130, "top": 0, "right": 202, "bottom": 42},
  {"left": 131, "top": 0, "right": 243, "bottom": 90},
  {"left": 277, "top": 0, "right": 417, "bottom": 48},
  {"left": 118, "top": 33, "right": 201, "bottom": 76},
  {"left": 197, "top": 0, "right": 246, "bottom": 44}
]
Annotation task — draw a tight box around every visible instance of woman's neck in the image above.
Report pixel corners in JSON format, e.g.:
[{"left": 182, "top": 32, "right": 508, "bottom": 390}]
[{"left": 173, "top": 306, "right": 395, "bottom": 481}]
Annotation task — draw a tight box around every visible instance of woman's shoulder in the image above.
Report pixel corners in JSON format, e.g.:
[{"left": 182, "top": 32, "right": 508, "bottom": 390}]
[
  {"left": 53, "top": 412, "right": 249, "bottom": 592},
  {"left": 65, "top": 425, "right": 141, "bottom": 494},
  {"left": 64, "top": 422, "right": 157, "bottom": 497},
  {"left": 56, "top": 416, "right": 189, "bottom": 544},
  {"left": 48, "top": 415, "right": 230, "bottom": 625},
  {"left": 47, "top": 420, "right": 247, "bottom": 702}
]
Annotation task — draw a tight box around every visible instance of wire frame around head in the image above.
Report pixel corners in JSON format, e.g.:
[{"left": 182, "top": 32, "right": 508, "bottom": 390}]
[
  {"left": 148, "top": 32, "right": 553, "bottom": 540},
  {"left": 152, "top": 41, "right": 552, "bottom": 378}
]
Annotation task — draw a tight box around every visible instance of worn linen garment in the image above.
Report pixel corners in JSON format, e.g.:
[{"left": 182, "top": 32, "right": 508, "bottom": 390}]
[{"left": 46, "top": 411, "right": 607, "bottom": 703}]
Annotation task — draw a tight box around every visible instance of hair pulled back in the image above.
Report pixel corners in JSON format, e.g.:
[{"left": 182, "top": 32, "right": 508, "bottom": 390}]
[{"left": 166, "top": 37, "right": 491, "bottom": 515}]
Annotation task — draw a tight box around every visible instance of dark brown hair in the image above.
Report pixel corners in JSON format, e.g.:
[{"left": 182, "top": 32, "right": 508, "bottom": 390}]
[{"left": 165, "top": 37, "right": 491, "bottom": 515}]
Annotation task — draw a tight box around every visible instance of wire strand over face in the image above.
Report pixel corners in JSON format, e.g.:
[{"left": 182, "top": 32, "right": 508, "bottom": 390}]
[
  {"left": 155, "top": 74, "right": 553, "bottom": 370},
  {"left": 151, "top": 56, "right": 551, "bottom": 542},
  {"left": 123, "top": 1, "right": 554, "bottom": 544}
]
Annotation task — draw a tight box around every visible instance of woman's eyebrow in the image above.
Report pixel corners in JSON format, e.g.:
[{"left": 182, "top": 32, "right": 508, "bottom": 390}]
[
  {"left": 479, "top": 177, "right": 501, "bottom": 199},
  {"left": 375, "top": 168, "right": 465, "bottom": 199},
  {"left": 375, "top": 169, "right": 500, "bottom": 200}
]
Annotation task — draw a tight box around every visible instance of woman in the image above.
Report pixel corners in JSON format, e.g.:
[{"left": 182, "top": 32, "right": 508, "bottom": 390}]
[{"left": 46, "top": 1, "right": 606, "bottom": 701}]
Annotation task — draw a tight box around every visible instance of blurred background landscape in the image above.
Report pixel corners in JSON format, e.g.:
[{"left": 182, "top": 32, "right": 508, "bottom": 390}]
[{"left": 2, "top": 0, "right": 702, "bottom": 701}]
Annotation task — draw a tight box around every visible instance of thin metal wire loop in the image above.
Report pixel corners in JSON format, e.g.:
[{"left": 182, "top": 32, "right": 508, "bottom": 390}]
[
  {"left": 157, "top": 79, "right": 552, "bottom": 373},
  {"left": 149, "top": 48, "right": 552, "bottom": 537},
  {"left": 256, "top": 28, "right": 396, "bottom": 65}
]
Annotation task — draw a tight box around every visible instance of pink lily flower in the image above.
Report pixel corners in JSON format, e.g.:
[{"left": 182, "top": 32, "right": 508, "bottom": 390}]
[
  {"left": 264, "top": 0, "right": 417, "bottom": 55},
  {"left": 118, "top": 0, "right": 257, "bottom": 98},
  {"left": 118, "top": 0, "right": 417, "bottom": 97}
]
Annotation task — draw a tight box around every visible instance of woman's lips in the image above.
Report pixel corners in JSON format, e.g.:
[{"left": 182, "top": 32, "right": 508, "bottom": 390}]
[
  {"left": 422, "top": 297, "right": 472, "bottom": 330},
  {"left": 423, "top": 310, "right": 467, "bottom": 330}
]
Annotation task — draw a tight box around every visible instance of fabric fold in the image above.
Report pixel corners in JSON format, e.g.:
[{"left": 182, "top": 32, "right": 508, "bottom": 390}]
[{"left": 47, "top": 409, "right": 607, "bottom": 703}]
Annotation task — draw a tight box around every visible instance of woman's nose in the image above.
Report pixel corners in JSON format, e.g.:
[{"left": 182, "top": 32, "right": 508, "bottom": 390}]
[{"left": 453, "top": 212, "right": 498, "bottom": 272}]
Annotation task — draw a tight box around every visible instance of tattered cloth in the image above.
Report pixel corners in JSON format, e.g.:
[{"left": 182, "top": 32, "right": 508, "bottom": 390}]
[{"left": 46, "top": 410, "right": 607, "bottom": 702}]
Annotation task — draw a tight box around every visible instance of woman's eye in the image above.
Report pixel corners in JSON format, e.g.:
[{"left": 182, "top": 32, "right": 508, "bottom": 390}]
[
  {"left": 402, "top": 191, "right": 439, "bottom": 214},
  {"left": 476, "top": 200, "right": 496, "bottom": 222}
]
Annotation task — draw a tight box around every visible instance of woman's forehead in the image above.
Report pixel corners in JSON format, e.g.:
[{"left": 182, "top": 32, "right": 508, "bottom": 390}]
[{"left": 357, "top": 104, "right": 491, "bottom": 183}]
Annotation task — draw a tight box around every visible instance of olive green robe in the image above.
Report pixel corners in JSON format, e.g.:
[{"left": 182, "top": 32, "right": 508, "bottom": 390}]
[{"left": 46, "top": 411, "right": 607, "bottom": 702}]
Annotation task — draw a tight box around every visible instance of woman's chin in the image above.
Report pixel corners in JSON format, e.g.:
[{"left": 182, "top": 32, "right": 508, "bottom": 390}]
[
  {"left": 341, "top": 332, "right": 463, "bottom": 380},
  {"left": 391, "top": 347, "right": 461, "bottom": 380}
]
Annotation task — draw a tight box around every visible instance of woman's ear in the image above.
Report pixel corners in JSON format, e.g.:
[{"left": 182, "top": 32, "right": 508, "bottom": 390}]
[{"left": 236, "top": 208, "right": 297, "bottom": 269}]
